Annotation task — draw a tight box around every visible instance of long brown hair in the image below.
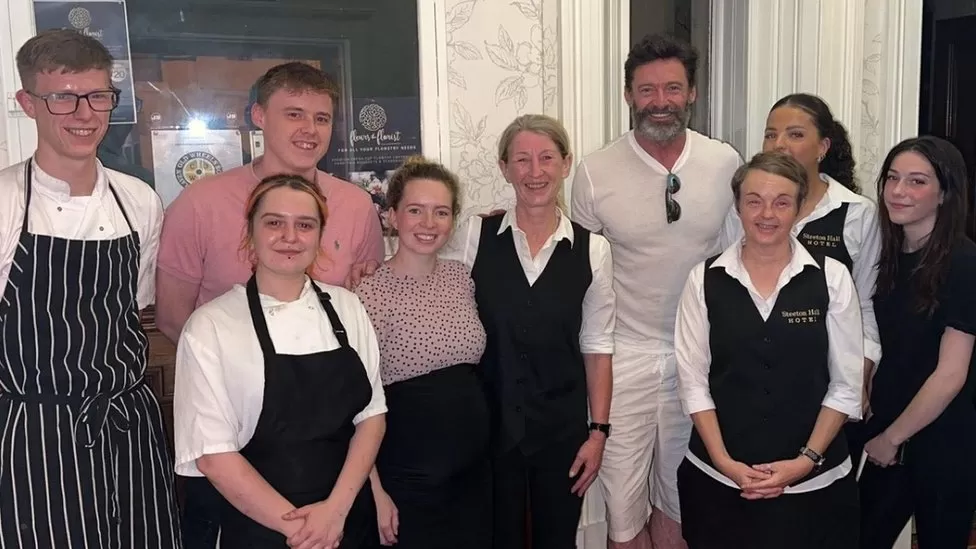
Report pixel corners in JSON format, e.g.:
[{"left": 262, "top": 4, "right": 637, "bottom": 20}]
[
  {"left": 241, "top": 174, "right": 330, "bottom": 274},
  {"left": 875, "top": 136, "right": 969, "bottom": 314}
]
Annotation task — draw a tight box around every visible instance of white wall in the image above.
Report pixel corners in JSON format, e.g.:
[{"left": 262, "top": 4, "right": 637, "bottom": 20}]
[{"left": 725, "top": 0, "right": 923, "bottom": 201}]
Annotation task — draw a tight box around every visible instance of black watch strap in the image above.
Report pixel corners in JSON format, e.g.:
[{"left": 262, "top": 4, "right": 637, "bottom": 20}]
[
  {"left": 799, "top": 446, "right": 825, "bottom": 468},
  {"left": 589, "top": 422, "right": 611, "bottom": 437}
]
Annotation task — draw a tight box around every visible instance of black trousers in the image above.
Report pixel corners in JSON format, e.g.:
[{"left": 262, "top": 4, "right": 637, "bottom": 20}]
[
  {"left": 181, "top": 476, "right": 221, "bottom": 549},
  {"left": 678, "top": 459, "right": 859, "bottom": 549},
  {"left": 491, "top": 433, "right": 587, "bottom": 549},
  {"left": 859, "top": 459, "right": 976, "bottom": 549}
]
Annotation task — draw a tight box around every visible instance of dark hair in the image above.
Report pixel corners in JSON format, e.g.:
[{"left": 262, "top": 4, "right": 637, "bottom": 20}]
[
  {"left": 625, "top": 33, "right": 699, "bottom": 91},
  {"left": 242, "top": 174, "right": 329, "bottom": 273},
  {"left": 731, "top": 152, "right": 810, "bottom": 211},
  {"left": 254, "top": 62, "right": 340, "bottom": 107},
  {"left": 875, "top": 136, "right": 969, "bottom": 315},
  {"left": 770, "top": 93, "right": 858, "bottom": 193},
  {"left": 16, "top": 29, "right": 113, "bottom": 90},
  {"left": 386, "top": 156, "right": 461, "bottom": 217}
]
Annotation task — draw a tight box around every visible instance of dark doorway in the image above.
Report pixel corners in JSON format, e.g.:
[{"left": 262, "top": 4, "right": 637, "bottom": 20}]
[{"left": 919, "top": 3, "right": 976, "bottom": 237}]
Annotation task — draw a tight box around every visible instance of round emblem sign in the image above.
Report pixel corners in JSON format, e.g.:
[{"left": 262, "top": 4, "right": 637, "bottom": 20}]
[{"left": 175, "top": 151, "right": 223, "bottom": 187}]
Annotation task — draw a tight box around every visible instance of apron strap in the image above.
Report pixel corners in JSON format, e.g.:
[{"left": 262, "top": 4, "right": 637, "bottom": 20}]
[
  {"left": 246, "top": 275, "right": 278, "bottom": 357},
  {"left": 311, "top": 282, "right": 351, "bottom": 349},
  {"left": 22, "top": 160, "right": 34, "bottom": 233}
]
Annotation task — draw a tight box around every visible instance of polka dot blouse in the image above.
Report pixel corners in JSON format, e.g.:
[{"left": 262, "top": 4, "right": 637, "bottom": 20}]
[{"left": 354, "top": 259, "right": 487, "bottom": 385}]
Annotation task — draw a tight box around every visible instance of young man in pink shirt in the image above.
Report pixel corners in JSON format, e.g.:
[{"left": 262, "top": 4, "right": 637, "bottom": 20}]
[{"left": 155, "top": 61, "right": 384, "bottom": 548}]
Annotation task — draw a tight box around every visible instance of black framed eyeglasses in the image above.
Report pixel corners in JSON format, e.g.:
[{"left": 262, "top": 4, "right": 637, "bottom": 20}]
[
  {"left": 666, "top": 172, "right": 681, "bottom": 224},
  {"left": 26, "top": 88, "right": 120, "bottom": 115}
]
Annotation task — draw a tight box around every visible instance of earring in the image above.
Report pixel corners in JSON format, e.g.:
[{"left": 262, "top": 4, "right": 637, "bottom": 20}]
[{"left": 817, "top": 154, "right": 825, "bottom": 163}]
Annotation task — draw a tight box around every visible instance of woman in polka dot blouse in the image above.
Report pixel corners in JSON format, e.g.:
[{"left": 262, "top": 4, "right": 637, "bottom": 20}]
[{"left": 354, "top": 157, "right": 491, "bottom": 549}]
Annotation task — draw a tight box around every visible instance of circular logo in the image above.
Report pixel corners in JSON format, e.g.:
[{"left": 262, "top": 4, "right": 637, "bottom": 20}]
[
  {"left": 175, "top": 152, "right": 222, "bottom": 187},
  {"left": 68, "top": 7, "right": 92, "bottom": 29},
  {"left": 358, "top": 103, "right": 387, "bottom": 132},
  {"left": 110, "top": 61, "right": 127, "bottom": 84}
]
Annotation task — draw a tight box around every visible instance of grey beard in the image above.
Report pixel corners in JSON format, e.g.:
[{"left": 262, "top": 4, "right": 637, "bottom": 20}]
[{"left": 633, "top": 107, "right": 691, "bottom": 143}]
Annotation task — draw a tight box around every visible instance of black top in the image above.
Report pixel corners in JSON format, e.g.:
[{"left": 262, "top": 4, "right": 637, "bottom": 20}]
[
  {"left": 869, "top": 237, "right": 976, "bottom": 464},
  {"left": 688, "top": 254, "right": 848, "bottom": 479},
  {"left": 472, "top": 214, "right": 592, "bottom": 454},
  {"left": 798, "top": 202, "right": 853, "bottom": 271}
]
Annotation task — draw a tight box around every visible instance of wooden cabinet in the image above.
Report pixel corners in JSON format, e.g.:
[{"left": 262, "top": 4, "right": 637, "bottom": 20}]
[{"left": 141, "top": 307, "right": 177, "bottom": 453}]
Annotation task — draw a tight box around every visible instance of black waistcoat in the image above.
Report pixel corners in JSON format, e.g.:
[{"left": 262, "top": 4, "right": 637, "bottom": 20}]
[
  {"left": 688, "top": 255, "right": 848, "bottom": 478},
  {"left": 798, "top": 203, "right": 853, "bottom": 271},
  {"left": 471, "top": 214, "right": 592, "bottom": 454}
]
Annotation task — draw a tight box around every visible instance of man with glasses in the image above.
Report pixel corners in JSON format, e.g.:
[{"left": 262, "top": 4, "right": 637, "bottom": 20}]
[
  {"left": 571, "top": 34, "right": 741, "bottom": 549},
  {"left": 0, "top": 29, "right": 181, "bottom": 547}
]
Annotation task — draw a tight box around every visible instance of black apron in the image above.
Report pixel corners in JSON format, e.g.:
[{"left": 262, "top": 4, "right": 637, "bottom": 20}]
[
  {"left": 219, "top": 276, "right": 377, "bottom": 548},
  {"left": 0, "top": 160, "right": 182, "bottom": 548}
]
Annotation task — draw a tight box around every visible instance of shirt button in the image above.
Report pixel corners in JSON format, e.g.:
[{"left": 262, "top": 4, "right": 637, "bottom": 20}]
[
  {"left": 520, "top": 353, "right": 528, "bottom": 360},
  {"left": 764, "top": 363, "right": 771, "bottom": 370},
  {"left": 763, "top": 337, "right": 771, "bottom": 344},
  {"left": 516, "top": 377, "right": 525, "bottom": 385},
  {"left": 515, "top": 406, "right": 522, "bottom": 413},
  {"left": 56, "top": 206, "right": 63, "bottom": 212},
  {"left": 764, "top": 388, "right": 771, "bottom": 395},
  {"left": 98, "top": 226, "right": 105, "bottom": 231},
  {"left": 526, "top": 300, "right": 533, "bottom": 307}
]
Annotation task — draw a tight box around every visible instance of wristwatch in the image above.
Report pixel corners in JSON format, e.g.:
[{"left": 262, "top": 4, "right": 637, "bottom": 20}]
[
  {"left": 799, "top": 446, "right": 825, "bottom": 468},
  {"left": 589, "top": 422, "right": 612, "bottom": 438}
]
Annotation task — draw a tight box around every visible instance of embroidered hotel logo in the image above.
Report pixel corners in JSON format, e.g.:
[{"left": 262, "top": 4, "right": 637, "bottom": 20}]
[
  {"left": 175, "top": 151, "right": 223, "bottom": 187},
  {"left": 803, "top": 234, "right": 842, "bottom": 249},
  {"left": 781, "top": 308, "right": 822, "bottom": 324}
]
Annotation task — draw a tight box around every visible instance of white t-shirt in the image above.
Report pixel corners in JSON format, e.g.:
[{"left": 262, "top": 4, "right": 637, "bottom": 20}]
[
  {"left": 173, "top": 278, "right": 387, "bottom": 477},
  {"left": 0, "top": 158, "right": 161, "bottom": 309},
  {"left": 571, "top": 129, "right": 742, "bottom": 352}
]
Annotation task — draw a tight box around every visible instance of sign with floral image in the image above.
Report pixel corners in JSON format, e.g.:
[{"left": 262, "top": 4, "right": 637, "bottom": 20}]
[{"left": 330, "top": 97, "right": 421, "bottom": 236}]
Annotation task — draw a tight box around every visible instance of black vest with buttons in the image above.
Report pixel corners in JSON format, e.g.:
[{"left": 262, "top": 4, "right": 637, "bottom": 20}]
[
  {"left": 688, "top": 255, "right": 848, "bottom": 478},
  {"left": 472, "top": 214, "right": 592, "bottom": 454},
  {"left": 798, "top": 203, "right": 853, "bottom": 271}
]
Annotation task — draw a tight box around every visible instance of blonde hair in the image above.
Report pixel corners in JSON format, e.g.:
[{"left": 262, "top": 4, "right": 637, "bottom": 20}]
[
  {"left": 386, "top": 155, "right": 462, "bottom": 216},
  {"left": 497, "top": 114, "right": 572, "bottom": 210}
]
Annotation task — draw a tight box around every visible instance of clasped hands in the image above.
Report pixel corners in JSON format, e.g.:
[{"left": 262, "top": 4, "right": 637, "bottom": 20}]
[
  {"left": 280, "top": 497, "right": 348, "bottom": 549},
  {"left": 715, "top": 455, "right": 815, "bottom": 500}
]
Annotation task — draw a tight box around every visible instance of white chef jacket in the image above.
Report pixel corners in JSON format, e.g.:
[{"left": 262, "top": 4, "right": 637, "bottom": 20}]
[
  {"left": 444, "top": 209, "right": 616, "bottom": 355},
  {"left": 675, "top": 237, "right": 863, "bottom": 492},
  {"left": 721, "top": 174, "right": 882, "bottom": 364},
  {"left": 173, "top": 278, "right": 387, "bottom": 476},
  {"left": 0, "top": 159, "right": 161, "bottom": 309}
]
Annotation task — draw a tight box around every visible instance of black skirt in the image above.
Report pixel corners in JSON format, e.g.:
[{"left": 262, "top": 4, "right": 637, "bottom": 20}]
[{"left": 375, "top": 363, "right": 492, "bottom": 549}]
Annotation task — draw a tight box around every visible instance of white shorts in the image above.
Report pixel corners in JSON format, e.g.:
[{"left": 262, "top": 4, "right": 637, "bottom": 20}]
[{"left": 597, "top": 347, "right": 692, "bottom": 542}]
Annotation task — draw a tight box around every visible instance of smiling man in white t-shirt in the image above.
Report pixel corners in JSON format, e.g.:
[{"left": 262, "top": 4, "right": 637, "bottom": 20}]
[{"left": 571, "top": 33, "right": 742, "bottom": 549}]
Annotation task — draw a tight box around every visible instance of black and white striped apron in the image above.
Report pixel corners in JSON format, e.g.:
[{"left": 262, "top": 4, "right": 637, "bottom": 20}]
[{"left": 0, "top": 160, "right": 181, "bottom": 548}]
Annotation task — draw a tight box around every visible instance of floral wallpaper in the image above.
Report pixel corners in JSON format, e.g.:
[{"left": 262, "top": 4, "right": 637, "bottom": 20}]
[
  {"left": 445, "top": 0, "right": 558, "bottom": 218},
  {"left": 0, "top": 90, "right": 7, "bottom": 168},
  {"left": 859, "top": 0, "right": 886, "bottom": 196},
  {"left": 441, "top": 2, "right": 608, "bottom": 546}
]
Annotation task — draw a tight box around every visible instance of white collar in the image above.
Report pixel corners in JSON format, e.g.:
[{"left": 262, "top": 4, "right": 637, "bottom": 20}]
[
  {"left": 29, "top": 157, "right": 108, "bottom": 202},
  {"left": 710, "top": 236, "right": 820, "bottom": 280},
  {"left": 497, "top": 208, "right": 575, "bottom": 248}
]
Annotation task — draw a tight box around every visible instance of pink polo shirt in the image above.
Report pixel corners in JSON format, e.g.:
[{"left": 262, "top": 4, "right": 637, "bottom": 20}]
[{"left": 158, "top": 162, "right": 385, "bottom": 307}]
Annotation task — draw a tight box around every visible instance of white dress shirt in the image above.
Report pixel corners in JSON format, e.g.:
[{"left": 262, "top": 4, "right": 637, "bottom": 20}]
[
  {"left": 0, "top": 159, "right": 161, "bottom": 309},
  {"left": 173, "top": 278, "right": 387, "bottom": 477},
  {"left": 721, "top": 175, "right": 882, "bottom": 363},
  {"left": 675, "top": 237, "right": 863, "bottom": 492},
  {"left": 444, "top": 209, "right": 615, "bottom": 355}
]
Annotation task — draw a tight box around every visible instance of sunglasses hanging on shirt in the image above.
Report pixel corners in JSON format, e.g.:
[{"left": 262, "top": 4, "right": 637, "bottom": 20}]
[{"left": 666, "top": 172, "right": 681, "bottom": 224}]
